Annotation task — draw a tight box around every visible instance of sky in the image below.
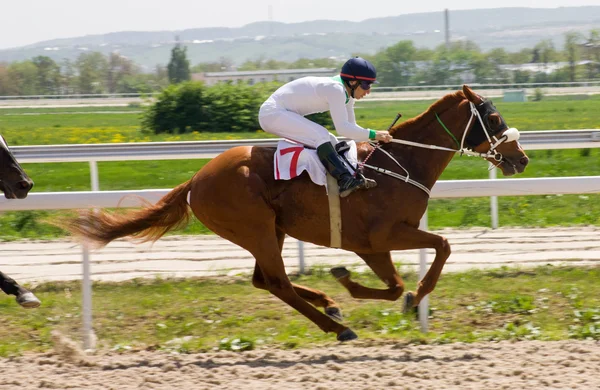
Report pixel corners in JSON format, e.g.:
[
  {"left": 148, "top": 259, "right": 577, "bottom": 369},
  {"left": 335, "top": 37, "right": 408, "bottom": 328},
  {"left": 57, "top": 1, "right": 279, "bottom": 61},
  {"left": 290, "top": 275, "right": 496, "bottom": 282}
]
[{"left": 1, "top": 0, "right": 599, "bottom": 49}]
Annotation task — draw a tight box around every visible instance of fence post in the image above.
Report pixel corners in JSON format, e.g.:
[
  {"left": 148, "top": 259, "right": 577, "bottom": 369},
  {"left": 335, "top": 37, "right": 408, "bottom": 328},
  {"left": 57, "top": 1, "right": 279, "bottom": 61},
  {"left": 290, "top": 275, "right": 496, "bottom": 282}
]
[
  {"left": 298, "top": 240, "right": 305, "bottom": 274},
  {"left": 81, "top": 160, "right": 99, "bottom": 350},
  {"left": 489, "top": 162, "right": 498, "bottom": 229},
  {"left": 82, "top": 244, "right": 95, "bottom": 350},
  {"left": 418, "top": 210, "right": 429, "bottom": 333}
]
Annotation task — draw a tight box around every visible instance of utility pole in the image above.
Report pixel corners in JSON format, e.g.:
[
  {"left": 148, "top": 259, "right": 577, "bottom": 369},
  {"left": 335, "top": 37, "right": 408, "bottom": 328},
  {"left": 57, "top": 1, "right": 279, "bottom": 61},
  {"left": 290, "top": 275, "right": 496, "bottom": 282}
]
[
  {"left": 268, "top": 5, "right": 274, "bottom": 36},
  {"left": 444, "top": 9, "right": 450, "bottom": 49}
]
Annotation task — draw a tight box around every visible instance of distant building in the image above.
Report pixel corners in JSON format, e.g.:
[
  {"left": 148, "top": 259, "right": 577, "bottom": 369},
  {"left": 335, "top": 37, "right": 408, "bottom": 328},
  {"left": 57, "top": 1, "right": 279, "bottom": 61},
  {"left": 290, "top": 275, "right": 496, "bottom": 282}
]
[
  {"left": 499, "top": 61, "right": 597, "bottom": 75},
  {"left": 191, "top": 68, "right": 337, "bottom": 86},
  {"left": 580, "top": 42, "right": 600, "bottom": 56}
]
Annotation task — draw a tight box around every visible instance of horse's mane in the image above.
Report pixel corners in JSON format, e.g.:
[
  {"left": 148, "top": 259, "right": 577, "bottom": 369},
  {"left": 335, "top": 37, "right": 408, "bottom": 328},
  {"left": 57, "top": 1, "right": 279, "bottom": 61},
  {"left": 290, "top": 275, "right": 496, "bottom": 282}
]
[{"left": 389, "top": 90, "right": 466, "bottom": 136}]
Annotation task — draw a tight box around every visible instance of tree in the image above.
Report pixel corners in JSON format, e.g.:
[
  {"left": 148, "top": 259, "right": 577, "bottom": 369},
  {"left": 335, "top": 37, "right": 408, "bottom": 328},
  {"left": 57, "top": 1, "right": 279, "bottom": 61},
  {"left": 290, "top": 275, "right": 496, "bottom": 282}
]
[
  {"left": 508, "top": 49, "right": 534, "bottom": 64},
  {"left": 60, "top": 59, "right": 77, "bottom": 94},
  {"left": 191, "top": 57, "right": 233, "bottom": 73},
  {"left": 513, "top": 70, "right": 531, "bottom": 83},
  {"left": 167, "top": 42, "right": 191, "bottom": 84},
  {"left": 75, "top": 52, "right": 108, "bottom": 94},
  {"left": 533, "top": 40, "right": 559, "bottom": 72},
  {"left": 374, "top": 41, "right": 417, "bottom": 86},
  {"left": 470, "top": 54, "right": 496, "bottom": 83},
  {"left": 32, "top": 56, "right": 61, "bottom": 95},
  {"left": 486, "top": 48, "right": 510, "bottom": 65},
  {"left": 106, "top": 52, "right": 137, "bottom": 93},
  {"left": 583, "top": 29, "right": 600, "bottom": 79},
  {"left": 564, "top": 32, "right": 582, "bottom": 82},
  {"left": 8, "top": 61, "right": 38, "bottom": 95},
  {"left": 0, "top": 64, "right": 19, "bottom": 95}
]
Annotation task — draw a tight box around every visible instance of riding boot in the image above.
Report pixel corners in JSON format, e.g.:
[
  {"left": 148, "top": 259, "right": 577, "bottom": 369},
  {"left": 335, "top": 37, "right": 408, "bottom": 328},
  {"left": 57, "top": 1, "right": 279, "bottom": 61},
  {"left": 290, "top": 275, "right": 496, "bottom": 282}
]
[{"left": 316, "top": 142, "right": 376, "bottom": 198}]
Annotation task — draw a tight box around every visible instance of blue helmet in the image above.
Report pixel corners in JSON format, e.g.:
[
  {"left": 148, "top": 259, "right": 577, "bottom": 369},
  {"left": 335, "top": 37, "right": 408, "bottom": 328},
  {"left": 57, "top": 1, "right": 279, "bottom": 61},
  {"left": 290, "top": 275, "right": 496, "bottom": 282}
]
[{"left": 340, "top": 57, "right": 377, "bottom": 83}]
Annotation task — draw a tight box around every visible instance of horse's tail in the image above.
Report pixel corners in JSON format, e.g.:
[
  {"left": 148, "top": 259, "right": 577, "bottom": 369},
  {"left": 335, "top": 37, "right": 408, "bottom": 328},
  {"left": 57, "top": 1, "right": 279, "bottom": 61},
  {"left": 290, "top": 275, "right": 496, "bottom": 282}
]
[{"left": 63, "top": 180, "right": 193, "bottom": 247}]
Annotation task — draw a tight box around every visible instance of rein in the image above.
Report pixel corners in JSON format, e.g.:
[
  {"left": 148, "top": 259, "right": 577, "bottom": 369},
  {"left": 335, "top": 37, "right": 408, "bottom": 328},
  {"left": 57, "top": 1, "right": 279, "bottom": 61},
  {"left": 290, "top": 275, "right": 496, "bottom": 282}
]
[{"left": 360, "top": 101, "right": 521, "bottom": 196}]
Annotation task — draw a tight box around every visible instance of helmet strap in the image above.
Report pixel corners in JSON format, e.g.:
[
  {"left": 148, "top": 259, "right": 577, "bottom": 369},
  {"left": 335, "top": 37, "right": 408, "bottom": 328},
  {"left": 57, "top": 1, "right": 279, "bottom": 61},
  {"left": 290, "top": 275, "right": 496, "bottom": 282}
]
[{"left": 344, "top": 80, "right": 359, "bottom": 99}]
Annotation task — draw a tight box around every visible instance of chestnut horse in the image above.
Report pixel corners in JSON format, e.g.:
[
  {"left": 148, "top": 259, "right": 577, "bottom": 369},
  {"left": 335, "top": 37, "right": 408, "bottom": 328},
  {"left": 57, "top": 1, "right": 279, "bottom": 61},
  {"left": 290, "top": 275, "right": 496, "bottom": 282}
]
[
  {"left": 63, "top": 85, "right": 529, "bottom": 341},
  {"left": 0, "top": 135, "right": 40, "bottom": 308}
]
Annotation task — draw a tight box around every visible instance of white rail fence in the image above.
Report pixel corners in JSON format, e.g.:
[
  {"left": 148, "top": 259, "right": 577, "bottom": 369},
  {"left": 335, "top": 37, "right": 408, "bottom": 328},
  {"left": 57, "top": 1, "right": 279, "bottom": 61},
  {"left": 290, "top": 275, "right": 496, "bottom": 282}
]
[{"left": 2, "top": 131, "right": 600, "bottom": 347}]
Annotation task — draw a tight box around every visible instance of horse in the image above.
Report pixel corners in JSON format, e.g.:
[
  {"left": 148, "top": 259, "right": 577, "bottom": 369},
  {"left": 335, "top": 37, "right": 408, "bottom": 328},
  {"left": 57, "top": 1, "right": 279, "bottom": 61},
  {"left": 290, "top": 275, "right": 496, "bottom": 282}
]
[
  {"left": 0, "top": 135, "right": 40, "bottom": 308},
  {"left": 62, "top": 85, "right": 529, "bottom": 341}
]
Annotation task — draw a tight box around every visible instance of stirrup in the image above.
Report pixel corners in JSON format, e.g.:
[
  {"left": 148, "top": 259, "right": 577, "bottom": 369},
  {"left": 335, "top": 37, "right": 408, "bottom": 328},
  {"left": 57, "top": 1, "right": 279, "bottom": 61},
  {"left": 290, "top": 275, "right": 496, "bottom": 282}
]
[{"left": 339, "top": 175, "right": 376, "bottom": 198}]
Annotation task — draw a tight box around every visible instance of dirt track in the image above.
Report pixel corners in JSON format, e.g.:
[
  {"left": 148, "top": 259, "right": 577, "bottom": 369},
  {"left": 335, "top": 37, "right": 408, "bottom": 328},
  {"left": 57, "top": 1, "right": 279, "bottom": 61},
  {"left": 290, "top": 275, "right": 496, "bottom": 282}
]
[
  {"left": 2, "top": 336, "right": 599, "bottom": 390},
  {"left": 3, "top": 227, "right": 600, "bottom": 389}
]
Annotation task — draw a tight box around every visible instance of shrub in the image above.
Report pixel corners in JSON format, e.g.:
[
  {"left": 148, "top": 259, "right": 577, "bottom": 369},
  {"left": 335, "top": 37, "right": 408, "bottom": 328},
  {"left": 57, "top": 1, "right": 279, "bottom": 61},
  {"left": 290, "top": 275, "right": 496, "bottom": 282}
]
[
  {"left": 143, "top": 81, "right": 275, "bottom": 134},
  {"left": 306, "top": 111, "right": 333, "bottom": 129},
  {"left": 143, "top": 81, "right": 334, "bottom": 134}
]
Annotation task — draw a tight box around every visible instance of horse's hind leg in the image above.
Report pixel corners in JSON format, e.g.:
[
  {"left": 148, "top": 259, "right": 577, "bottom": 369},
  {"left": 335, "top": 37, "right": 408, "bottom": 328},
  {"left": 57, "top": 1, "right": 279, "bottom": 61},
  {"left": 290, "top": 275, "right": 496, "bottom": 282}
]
[
  {"left": 246, "top": 224, "right": 350, "bottom": 335},
  {"left": 252, "top": 263, "right": 343, "bottom": 321},
  {"left": 0, "top": 271, "right": 41, "bottom": 308},
  {"left": 274, "top": 228, "right": 343, "bottom": 319},
  {"left": 190, "top": 166, "right": 353, "bottom": 340},
  {"left": 332, "top": 252, "right": 404, "bottom": 301},
  {"left": 244, "top": 227, "right": 356, "bottom": 340}
]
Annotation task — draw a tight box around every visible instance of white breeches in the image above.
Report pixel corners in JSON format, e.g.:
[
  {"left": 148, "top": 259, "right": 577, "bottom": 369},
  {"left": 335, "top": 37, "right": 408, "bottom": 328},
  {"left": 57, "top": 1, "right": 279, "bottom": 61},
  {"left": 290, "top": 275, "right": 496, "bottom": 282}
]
[{"left": 259, "top": 98, "right": 332, "bottom": 148}]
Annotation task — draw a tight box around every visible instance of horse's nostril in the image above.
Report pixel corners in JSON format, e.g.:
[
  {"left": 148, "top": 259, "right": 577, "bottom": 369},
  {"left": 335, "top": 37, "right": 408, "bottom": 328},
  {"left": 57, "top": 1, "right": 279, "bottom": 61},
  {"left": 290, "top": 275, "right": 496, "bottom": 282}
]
[
  {"left": 520, "top": 156, "right": 529, "bottom": 167},
  {"left": 18, "top": 180, "right": 33, "bottom": 190}
]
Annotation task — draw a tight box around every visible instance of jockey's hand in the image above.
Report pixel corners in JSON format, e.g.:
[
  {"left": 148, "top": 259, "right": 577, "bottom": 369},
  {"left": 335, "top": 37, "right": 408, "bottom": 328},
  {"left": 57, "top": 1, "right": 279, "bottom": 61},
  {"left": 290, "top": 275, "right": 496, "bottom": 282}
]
[{"left": 375, "top": 131, "right": 393, "bottom": 143}]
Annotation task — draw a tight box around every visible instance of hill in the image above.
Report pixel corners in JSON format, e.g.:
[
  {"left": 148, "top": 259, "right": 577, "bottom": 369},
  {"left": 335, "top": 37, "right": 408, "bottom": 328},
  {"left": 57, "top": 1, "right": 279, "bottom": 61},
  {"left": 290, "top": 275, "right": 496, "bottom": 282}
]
[{"left": 1, "top": 6, "right": 599, "bottom": 70}]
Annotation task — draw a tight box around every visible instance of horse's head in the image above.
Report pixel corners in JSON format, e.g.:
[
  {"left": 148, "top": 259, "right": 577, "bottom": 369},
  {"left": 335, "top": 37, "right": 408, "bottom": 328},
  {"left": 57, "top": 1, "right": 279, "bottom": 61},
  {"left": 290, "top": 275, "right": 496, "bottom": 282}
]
[
  {"left": 462, "top": 85, "right": 529, "bottom": 176},
  {"left": 0, "top": 136, "right": 33, "bottom": 199}
]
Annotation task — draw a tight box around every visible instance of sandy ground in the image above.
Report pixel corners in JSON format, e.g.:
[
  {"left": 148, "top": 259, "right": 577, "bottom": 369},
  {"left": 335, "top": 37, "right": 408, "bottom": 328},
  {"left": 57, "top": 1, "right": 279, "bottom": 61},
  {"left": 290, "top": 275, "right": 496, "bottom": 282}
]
[
  {"left": 3, "top": 227, "right": 600, "bottom": 389},
  {"left": 1, "top": 335, "right": 599, "bottom": 390}
]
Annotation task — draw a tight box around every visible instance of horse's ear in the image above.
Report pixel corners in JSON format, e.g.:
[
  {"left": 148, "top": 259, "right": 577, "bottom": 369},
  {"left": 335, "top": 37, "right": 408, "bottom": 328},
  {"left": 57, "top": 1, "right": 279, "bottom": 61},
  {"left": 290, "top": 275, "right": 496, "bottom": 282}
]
[{"left": 462, "top": 85, "right": 483, "bottom": 104}]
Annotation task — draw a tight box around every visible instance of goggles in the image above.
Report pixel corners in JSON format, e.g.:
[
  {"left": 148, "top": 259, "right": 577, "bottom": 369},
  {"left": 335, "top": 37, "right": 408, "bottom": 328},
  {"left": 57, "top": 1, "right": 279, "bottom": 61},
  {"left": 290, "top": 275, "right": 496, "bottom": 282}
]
[{"left": 359, "top": 80, "right": 374, "bottom": 90}]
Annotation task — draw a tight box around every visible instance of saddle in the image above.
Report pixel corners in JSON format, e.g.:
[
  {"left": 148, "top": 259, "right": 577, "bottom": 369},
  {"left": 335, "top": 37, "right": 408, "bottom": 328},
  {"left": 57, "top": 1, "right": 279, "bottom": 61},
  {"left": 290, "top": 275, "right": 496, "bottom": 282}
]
[
  {"left": 273, "top": 138, "right": 359, "bottom": 191},
  {"left": 273, "top": 138, "right": 358, "bottom": 248}
]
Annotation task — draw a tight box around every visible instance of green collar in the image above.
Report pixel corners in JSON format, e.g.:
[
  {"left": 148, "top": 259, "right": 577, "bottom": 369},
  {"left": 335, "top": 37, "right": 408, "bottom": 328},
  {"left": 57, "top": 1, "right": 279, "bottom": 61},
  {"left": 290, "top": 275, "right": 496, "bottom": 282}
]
[{"left": 332, "top": 75, "right": 349, "bottom": 104}]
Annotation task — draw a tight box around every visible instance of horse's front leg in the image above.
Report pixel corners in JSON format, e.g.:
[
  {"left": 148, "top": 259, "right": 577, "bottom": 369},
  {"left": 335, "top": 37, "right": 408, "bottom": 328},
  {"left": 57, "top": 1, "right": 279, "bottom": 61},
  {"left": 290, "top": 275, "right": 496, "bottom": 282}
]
[
  {"left": 332, "top": 252, "right": 404, "bottom": 301},
  {"left": 0, "top": 271, "right": 41, "bottom": 308},
  {"left": 368, "top": 223, "right": 451, "bottom": 309}
]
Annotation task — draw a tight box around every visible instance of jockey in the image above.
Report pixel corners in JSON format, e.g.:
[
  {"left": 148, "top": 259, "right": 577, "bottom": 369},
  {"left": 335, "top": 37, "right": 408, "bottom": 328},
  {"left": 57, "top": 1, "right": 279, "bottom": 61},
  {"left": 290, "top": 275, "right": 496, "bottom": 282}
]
[{"left": 259, "top": 56, "right": 393, "bottom": 197}]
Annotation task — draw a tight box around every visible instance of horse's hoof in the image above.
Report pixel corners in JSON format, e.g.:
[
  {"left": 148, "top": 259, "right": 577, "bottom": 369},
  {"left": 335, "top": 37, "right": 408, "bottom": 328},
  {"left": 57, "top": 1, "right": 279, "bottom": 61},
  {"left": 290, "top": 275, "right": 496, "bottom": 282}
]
[
  {"left": 330, "top": 266, "right": 350, "bottom": 280},
  {"left": 17, "top": 292, "right": 41, "bottom": 309},
  {"left": 402, "top": 292, "right": 415, "bottom": 314},
  {"left": 325, "top": 307, "right": 343, "bottom": 322},
  {"left": 337, "top": 328, "right": 358, "bottom": 342}
]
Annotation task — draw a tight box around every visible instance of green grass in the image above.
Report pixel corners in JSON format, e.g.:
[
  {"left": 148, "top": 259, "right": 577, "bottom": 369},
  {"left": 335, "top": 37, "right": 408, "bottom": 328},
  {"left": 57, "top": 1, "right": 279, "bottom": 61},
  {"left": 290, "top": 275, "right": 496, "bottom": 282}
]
[
  {"left": 0, "top": 266, "right": 598, "bottom": 356},
  {"left": 1, "top": 96, "right": 600, "bottom": 239},
  {"left": 356, "top": 94, "right": 600, "bottom": 131},
  {"left": 1, "top": 94, "right": 600, "bottom": 145}
]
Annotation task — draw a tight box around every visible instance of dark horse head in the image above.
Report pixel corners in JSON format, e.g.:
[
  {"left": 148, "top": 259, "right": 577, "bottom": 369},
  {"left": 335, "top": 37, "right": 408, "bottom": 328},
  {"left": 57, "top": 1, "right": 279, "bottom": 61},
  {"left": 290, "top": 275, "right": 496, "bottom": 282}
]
[
  {"left": 0, "top": 136, "right": 33, "bottom": 199},
  {"left": 460, "top": 87, "right": 529, "bottom": 176},
  {"left": 387, "top": 85, "right": 529, "bottom": 186}
]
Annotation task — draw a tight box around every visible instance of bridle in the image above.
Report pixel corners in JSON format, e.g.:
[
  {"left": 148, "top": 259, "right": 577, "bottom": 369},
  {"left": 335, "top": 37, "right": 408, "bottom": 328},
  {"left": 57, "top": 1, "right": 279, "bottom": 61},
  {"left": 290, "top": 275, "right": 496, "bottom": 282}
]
[
  {"left": 359, "top": 99, "right": 521, "bottom": 196},
  {"left": 0, "top": 135, "right": 19, "bottom": 188},
  {"left": 0, "top": 135, "right": 8, "bottom": 186}
]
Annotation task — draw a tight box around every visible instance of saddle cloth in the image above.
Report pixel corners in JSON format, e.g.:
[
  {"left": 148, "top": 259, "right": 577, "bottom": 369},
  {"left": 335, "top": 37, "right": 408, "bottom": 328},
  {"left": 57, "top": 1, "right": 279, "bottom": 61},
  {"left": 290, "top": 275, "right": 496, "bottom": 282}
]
[{"left": 274, "top": 138, "right": 359, "bottom": 188}]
